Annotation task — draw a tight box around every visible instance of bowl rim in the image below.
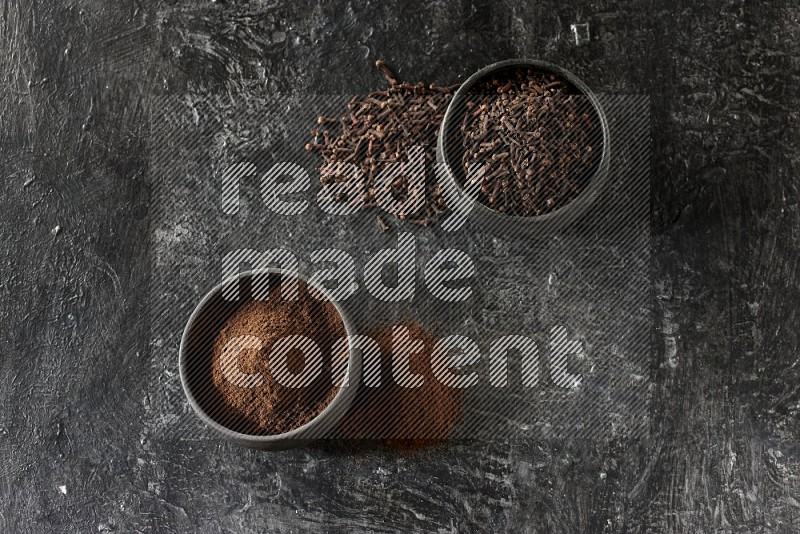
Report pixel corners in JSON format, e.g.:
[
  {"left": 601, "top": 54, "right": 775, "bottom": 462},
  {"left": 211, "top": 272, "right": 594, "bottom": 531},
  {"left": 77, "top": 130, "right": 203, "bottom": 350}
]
[
  {"left": 437, "top": 58, "right": 611, "bottom": 228},
  {"left": 178, "top": 267, "right": 360, "bottom": 444}
]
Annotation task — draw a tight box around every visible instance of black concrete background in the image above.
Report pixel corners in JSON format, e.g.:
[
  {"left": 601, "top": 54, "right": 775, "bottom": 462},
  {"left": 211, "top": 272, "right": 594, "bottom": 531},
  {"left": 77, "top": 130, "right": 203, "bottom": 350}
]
[{"left": 1, "top": 0, "right": 798, "bottom": 532}]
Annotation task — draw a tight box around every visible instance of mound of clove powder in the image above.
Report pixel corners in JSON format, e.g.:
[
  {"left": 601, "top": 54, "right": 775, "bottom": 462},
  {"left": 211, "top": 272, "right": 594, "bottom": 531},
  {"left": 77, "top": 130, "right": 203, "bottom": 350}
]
[
  {"left": 459, "top": 67, "right": 602, "bottom": 216},
  {"left": 208, "top": 282, "right": 345, "bottom": 435}
]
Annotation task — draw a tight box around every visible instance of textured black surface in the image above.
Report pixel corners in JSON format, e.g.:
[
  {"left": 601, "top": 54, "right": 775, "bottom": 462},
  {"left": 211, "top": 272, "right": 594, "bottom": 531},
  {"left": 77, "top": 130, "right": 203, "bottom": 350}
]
[
  {"left": 1, "top": 0, "right": 799, "bottom": 532},
  {"left": 149, "top": 91, "right": 650, "bottom": 443}
]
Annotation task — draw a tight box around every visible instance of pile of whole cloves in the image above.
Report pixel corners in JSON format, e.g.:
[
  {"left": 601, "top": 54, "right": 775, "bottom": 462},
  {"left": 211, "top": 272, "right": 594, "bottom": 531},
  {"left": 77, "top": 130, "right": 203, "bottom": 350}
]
[
  {"left": 459, "top": 68, "right": 601, "bottom": 216},
  {"left": 306, "top": 60, "right": 458, "bottom": 231}
]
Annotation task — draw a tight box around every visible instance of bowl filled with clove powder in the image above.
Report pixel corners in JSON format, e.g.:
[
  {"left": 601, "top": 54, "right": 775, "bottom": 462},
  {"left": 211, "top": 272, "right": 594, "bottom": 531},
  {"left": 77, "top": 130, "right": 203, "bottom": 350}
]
[
  {"left": 437, "top": 59, "right": 610, "bottom": 234},
  {"left": 179, "top": 268, "right": 360, "bottom": 450}
]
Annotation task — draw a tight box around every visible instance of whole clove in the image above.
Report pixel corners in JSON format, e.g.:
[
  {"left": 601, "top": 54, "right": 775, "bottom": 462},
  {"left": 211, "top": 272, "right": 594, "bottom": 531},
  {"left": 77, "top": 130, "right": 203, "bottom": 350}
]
[{"left": 376, "top": 214, "right": 390, "bottom": 233}]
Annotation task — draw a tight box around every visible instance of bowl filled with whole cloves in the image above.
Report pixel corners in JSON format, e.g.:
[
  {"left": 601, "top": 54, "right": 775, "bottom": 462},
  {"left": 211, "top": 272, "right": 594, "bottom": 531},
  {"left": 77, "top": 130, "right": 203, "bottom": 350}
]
[{"left": 437, "top": 59, "right": 610, "bottom": 234}]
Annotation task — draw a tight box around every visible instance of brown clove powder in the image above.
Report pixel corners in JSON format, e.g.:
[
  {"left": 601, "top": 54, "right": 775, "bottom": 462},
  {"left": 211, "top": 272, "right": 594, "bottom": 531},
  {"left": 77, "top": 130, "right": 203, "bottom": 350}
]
[
  {"left": 206, "top": 288, "right": 462, "bottom": 445},
  {"left": 209, "top": 283, "right": 345, "bottom": 435},
  {"left": 338, "top": 321, "right": 464, "bottom": 449}
]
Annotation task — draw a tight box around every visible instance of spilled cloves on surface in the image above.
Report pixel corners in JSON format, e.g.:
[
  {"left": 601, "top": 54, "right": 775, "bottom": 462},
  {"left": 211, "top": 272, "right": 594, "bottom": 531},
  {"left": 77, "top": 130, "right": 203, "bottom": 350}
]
[{"left": 306, "top": 59, "right": 458, "bottom": 232}]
